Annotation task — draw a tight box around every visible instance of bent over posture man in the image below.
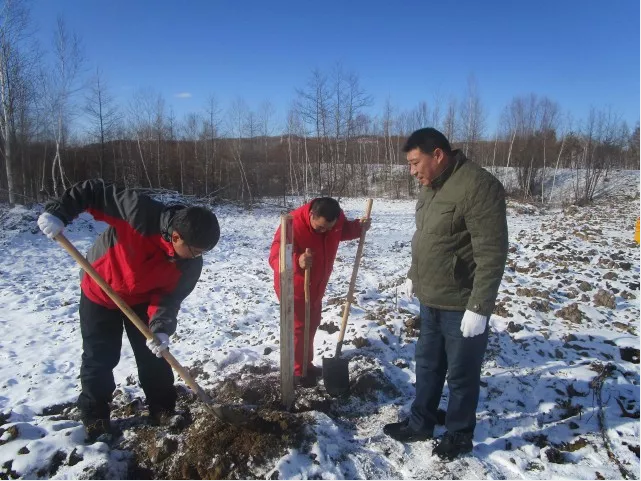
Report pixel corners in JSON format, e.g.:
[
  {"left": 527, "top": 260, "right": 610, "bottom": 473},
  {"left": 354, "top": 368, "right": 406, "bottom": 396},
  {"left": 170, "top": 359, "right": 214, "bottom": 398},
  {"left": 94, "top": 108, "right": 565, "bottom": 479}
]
[
  {"left": 268, "top": 197, "right": 369, "bottom": 384},
  {"left": 38, "top": 179, "right": 219, "bottom": 441}
]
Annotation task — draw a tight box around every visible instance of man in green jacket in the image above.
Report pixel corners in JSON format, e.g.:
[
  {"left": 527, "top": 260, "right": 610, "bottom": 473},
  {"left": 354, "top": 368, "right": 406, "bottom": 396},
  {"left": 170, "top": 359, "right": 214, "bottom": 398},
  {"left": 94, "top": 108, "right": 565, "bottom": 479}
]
[{"left": 383, "top": 128, "right": 508, "bottom": 461}]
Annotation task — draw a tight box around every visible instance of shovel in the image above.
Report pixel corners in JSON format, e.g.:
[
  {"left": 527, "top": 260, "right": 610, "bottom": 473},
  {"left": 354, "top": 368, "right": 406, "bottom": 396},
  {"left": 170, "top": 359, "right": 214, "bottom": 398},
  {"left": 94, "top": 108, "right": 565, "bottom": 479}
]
[
  {"left": 323, "top": 199, "right": 373, "bottom": 396},
  {"left": 302, "top": 248, "right": 311, "bottom": 379},
  {"left": 55, "top": 233, "right": 252, "bottom": 426}
]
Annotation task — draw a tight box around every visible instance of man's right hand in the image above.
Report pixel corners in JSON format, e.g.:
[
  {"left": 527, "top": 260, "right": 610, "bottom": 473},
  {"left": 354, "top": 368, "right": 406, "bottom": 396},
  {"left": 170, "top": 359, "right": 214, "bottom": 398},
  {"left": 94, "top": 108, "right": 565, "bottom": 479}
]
[
  {"left": 404, "top": 278, "right": 414, "bottom": 300},
  {"left": 299, "top": 250, "right": 313, "bottom": 269},
  {"left": 38, "top": 212, "right": 65, "bottom": 239}
]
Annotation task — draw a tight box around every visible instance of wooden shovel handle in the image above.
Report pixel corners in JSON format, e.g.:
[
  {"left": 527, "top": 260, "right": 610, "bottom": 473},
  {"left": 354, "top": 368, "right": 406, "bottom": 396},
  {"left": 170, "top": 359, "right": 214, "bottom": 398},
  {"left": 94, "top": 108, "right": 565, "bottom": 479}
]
[
  {"left": 336, "top": 199, "right": 373, "bottom": 357},
  {"left": 303, "top": 248, "right": 311, "bottom": 377},
  {"left": 54, "top": 233, "right": 216, "bottom": 409}
]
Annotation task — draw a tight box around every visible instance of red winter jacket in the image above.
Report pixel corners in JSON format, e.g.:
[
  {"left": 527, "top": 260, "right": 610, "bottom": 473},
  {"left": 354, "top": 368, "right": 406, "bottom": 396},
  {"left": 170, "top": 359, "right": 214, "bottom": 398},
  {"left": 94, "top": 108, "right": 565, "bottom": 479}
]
[
  {"left": 268, "top": 200, "right": 363, "bottom": 303},
  {"left": 45, "top": 179, "right": 202, "bottom": 335}
]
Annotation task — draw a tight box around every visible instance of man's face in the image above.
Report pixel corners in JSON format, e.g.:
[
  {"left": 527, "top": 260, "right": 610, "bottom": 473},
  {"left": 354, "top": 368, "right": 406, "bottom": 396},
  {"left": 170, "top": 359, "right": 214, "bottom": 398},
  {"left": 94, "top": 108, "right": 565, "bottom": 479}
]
[
  {"left": 309, "top": 214, "right": 336, "bottom": 234},
  {"left": 171, "top": 231, "right": 206, "bottom": 259},
  {"left": 407, "top": 147, "right": 446, "bottom": 186}
]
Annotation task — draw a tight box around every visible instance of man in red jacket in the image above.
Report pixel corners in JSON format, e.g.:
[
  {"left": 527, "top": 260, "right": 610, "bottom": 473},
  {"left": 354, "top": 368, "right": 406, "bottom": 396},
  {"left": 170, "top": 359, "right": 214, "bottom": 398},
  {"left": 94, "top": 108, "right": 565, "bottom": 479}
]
[
  {"left": 37, "top": 180, "right": 219, "bottom": 441},
  {"left": 268, "top": 197, "right": 370, "bottom": 384}
]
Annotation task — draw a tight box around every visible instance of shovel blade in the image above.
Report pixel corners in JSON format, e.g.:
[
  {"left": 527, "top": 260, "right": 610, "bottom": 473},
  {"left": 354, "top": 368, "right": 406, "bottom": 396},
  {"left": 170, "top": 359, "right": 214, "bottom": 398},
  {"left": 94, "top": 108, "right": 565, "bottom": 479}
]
[
  {"left": 322, "top": 356, "right": 350, "bottom": 397},
  {"left": 206, "top": 403, "right": 255, "bottom": 426}
]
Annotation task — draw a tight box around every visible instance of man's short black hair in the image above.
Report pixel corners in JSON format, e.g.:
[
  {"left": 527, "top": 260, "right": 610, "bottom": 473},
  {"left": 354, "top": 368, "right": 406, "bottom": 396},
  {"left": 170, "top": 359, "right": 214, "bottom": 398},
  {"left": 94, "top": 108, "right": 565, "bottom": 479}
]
[
  {"left": 310, "top": 197, "right": 341, "bottom": 222},
  {"left": 172, "top": 206, "right": 220, "bottom": 251},
  {"left": 403, "top": 128, "right": 452, "bottom": 155}
]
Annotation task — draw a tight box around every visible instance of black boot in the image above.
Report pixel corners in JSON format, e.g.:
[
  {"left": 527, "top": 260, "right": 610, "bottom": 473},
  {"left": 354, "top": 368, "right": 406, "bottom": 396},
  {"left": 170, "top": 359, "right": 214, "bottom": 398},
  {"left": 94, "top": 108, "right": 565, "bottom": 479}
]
[
  {"left": 294, "top": 375, "right": 318, "bottom": 388},
  {"left": 307, "top": 364, "right": 323, "bottom": 378},
  {"left": 383, "top": 419, "right": 432, "bottom": 442},
  {"left": 432, "top": 431, "right": 473, "bottom": 460},
  {"left": 82, "top": 417, "right": 111, "bottom": 443}
]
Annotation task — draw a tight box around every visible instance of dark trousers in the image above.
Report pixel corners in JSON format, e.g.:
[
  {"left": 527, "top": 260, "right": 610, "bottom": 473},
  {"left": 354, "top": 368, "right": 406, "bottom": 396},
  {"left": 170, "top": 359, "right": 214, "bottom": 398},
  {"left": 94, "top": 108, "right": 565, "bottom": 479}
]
[
  {"left": 77, "top": 293, "right": 176, "bottom": 420},
  {"left": 409, "top": 305, "right": 488, "bottom": 435}
]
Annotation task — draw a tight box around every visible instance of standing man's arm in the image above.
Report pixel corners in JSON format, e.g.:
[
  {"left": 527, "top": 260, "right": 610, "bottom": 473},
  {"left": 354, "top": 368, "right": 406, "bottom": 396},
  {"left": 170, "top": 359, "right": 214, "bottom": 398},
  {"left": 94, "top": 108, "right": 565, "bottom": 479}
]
[{"left": 464, "top": 176, "right": 509, "bottom": 317}]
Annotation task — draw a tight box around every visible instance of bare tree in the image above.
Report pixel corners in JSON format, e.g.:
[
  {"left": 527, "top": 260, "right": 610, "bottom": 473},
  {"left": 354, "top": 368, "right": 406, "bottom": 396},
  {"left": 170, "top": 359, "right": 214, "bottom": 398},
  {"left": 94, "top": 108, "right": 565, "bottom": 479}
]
[
  {"left": 203, "top": 95, "right": 221, "bottom": 196},
  {"left": 296, "top": 69, "right": 330, "bottom": 193},
  {"left": 548, "top": 113, "right": 571, "bottom": 204},
  {"left": 499, "top": 94, "right": 560, "bottom": 199},
  {"left": 45, "top": 17, "right": 84, "bottom": 196},
  {"left": 284, "top": 105, "right": 302, "bottom": 199},
  {"left": 442, "top": 97, "right": 457, "bottom": 144},
  {"left": 572, "top": 107, "right": 627, "bottom": 204},
  {"left": 182, "top": 112, "right": 199, "bottom": 195},
  {"left": 381, "top": 97, "right": 396, "bottom": 194},
  {"left": 626, "top": 123, "right": 639, "bottom": 169},
  {"left": 84, "top": 67, "right": 120, "bottom": 178},
  {"left": 127, "top": 88, "right": 163, "bottom": 188},
  {"left": 0, "top": 0, "right": 34, "bottom": 204},
  {"left": 459, "top": 75, "right": 485, "bottom": 157},
  {"left": 153, "top": 94, "right": 166, "bottom": 188},
  {"left": 227, "top": 97, "right": 252, "bottom": 203},
  {"left": 336, "top": 70, "right": 371, "bottom": 196}
]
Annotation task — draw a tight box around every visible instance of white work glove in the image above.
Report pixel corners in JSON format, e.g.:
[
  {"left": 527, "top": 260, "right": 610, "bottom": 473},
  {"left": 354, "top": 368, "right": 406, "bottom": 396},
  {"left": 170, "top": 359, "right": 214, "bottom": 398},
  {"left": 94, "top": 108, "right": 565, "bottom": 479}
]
[
  {"left": 404, "top": 278, "right": 414, "bottom": 300},
  {"left": 146, "top": 333, "right": 170, "bottom": 357},
  {"left": 460, "top": 310, "right": 487, "bottom": 337},
  {"left": 38, "top": 212, "right": 65, "bottom": 239}
]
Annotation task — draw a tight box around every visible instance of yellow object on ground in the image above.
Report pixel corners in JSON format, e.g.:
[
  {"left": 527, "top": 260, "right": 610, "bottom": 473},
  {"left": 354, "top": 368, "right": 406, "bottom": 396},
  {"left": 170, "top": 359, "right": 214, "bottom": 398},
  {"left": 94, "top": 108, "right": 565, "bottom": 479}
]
[{"left": 635, "top": 218, "right": 640, "bottom": 244}]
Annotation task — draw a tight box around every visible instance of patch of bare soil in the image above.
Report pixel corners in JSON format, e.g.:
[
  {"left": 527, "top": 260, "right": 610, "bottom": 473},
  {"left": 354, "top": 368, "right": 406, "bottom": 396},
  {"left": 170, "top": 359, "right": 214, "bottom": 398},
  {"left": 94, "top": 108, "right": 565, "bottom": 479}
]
[
  {"left": 123, "top": 365, "right": 314, "bottom": 479},
  {"left": 123, "top": 361, "right": 405, "bottom": 479},
  {"left": 24, "top": 357, "right": 406, "bottom": 480}
]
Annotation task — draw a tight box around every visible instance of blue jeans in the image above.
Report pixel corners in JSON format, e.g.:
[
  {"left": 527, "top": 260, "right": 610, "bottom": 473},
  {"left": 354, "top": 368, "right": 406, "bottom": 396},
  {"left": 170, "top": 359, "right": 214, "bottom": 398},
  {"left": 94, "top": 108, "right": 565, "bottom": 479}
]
[{"left": 409, "top": 305, "right": 488, "bottom": 435}]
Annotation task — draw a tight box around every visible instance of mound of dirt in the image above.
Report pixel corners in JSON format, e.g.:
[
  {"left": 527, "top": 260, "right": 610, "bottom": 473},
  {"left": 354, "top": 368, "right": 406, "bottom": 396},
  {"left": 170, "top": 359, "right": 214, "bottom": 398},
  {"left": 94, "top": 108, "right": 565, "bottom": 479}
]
[{"left": 124, "top": 365, "right": 314, "bottom": 479}]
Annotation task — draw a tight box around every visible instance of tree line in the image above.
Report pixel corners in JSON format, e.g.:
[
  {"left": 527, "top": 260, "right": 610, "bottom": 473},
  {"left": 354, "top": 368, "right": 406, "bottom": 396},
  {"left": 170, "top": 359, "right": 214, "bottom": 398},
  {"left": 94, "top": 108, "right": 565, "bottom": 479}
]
[{"left": 0, "top": 1, "right": 638, "bottom": 207}]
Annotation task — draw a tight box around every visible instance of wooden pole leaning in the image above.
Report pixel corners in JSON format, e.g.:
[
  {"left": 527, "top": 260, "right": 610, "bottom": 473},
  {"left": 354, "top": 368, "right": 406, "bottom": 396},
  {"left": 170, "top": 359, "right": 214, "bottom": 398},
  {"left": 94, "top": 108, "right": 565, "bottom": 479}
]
[{"left": 279, "top": 215, "right": 295, "bottom": 409}]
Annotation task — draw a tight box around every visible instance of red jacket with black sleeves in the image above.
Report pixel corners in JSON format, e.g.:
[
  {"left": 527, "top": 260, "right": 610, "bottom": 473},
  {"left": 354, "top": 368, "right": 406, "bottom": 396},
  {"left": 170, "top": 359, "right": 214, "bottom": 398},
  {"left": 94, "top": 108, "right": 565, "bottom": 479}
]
[
  {"left": 268, "top": 200, "right": 363, "bottom": 303},
  {"left": 44, "top": 179, "right": 202, "bottom": 335}
]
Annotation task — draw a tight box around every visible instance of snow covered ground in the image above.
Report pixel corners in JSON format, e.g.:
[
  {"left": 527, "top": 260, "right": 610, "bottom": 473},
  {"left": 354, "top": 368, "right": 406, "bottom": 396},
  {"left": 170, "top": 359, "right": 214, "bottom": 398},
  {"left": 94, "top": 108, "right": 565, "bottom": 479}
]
[{"left": 0, "top": 170, "right": 639, "bottom": 480}]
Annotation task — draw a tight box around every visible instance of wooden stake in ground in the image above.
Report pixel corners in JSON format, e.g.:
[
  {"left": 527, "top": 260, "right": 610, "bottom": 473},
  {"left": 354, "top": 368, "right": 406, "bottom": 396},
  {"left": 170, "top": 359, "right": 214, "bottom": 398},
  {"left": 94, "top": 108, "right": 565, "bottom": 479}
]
[{"left": 279, "top": 214, "right": 295, "bottom": 409}]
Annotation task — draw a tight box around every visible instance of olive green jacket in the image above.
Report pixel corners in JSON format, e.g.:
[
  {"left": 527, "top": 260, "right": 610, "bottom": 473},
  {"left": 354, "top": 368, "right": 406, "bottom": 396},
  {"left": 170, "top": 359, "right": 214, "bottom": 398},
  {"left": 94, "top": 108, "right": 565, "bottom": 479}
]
[{"left": 408, "top": 151, "right": 508, "bottom": 316}]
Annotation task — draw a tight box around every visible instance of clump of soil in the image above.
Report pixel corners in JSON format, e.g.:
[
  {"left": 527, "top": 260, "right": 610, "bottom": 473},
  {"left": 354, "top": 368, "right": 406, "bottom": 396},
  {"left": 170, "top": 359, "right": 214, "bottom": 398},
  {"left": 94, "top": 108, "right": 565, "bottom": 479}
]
[
  {"left": 350, "top": 369, "right": 401, "bottom": 401},
  {"left": 493, "top": 300, "right": 512, "bottom": 318},
  {"left": 318, "top": 321, "right": 339, "bottom": 334},
  {"left": 593, "top": 289, "right": 616, "bottom": 309},
  {"left": 556, "top": 303, "right": 584, "bottom": 323}
]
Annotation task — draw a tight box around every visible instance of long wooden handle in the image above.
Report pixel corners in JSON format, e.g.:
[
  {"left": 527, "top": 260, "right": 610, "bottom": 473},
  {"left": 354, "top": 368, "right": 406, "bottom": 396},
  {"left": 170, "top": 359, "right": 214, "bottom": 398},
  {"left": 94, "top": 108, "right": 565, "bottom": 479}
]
[
  {"left": 335, "top": 199, "right": 373, "bottom": 357},
  {"left": 54, "top": 233, "right": 217, "bottom": 411},
  {"left": 303, "top": 248, "right": 311, "bottom": 377}
]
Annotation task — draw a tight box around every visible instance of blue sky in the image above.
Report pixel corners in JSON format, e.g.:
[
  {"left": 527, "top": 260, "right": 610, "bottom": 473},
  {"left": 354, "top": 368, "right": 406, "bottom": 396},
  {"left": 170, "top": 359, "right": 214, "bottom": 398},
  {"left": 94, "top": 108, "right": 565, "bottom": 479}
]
[{"left": 31, "top": 0, "right": 639, "bottom": 134}]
